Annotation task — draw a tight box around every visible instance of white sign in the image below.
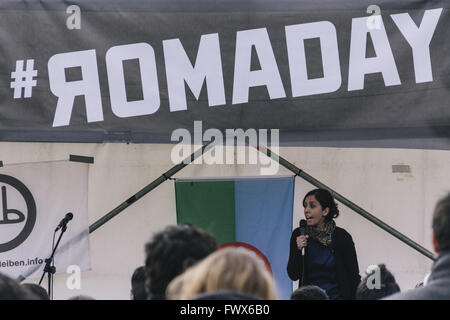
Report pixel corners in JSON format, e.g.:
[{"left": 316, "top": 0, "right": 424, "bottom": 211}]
[{"left": 0, "top": 161, "right": 90, "bottom": 280}]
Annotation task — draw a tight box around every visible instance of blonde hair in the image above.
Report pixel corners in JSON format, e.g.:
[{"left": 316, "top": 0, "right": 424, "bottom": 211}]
[{"left": 166, "top": 247, "right": 277, "bottom": 300}]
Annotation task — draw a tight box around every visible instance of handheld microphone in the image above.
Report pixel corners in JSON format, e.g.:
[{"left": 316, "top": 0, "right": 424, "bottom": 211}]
[
  {"left": 55, "top": 212, "right": 73, "bottom": 232},
  {"left": 299, "top": 219, "right": 307, "bottom": 256}
]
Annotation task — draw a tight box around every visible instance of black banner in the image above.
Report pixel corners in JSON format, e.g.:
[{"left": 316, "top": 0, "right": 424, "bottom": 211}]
[{"left": 0, "top": 0, "right": 449, "bottom": 149}]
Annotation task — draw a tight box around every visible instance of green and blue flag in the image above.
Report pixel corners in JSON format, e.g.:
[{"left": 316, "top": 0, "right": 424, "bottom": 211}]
[{"left": 175, "top": 176, "right": 294, "bottom": 299}]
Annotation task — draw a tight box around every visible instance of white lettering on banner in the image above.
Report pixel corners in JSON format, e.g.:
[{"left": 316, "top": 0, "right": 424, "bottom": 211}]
[
  {"left": 348, "top": 16, "right": 401, "bottom": 91},
  {"left": 46, "top": 9, "right": 443, "bottom": 127},
  {"left": 48, "top": 50, "right": 103, "bottom": 127},
  {"left": 106, "top": 43, "right": 160, "bottom": 117},
  {"left": 232, "top": 28, "right": 286, "bottom": 104},
  {"left": 163, "top": 33, "right": 226, "bottom": 111},
  {"left": 391, "top": 8, "right": 443, "bottom": 83},
  {"left": 285, "top": 21, "right": 342, "bottom": 97}
]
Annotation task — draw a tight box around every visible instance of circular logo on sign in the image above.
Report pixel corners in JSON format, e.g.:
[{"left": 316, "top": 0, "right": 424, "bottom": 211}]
[
  {"left": 0, "top": 174, "right": 36, "bottom": 253},
  {"left": 218, "top": 241, "right": 273, "bottom": 275}
]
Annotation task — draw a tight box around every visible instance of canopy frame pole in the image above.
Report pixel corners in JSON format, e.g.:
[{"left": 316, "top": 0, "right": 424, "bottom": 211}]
[{"left": 89, "top": 143, "right": 213, "bottom": 233}]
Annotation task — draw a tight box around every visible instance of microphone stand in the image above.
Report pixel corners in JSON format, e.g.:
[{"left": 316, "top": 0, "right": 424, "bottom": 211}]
[{"left": 38, "top": 224, "right": 68, "bottom": 300}]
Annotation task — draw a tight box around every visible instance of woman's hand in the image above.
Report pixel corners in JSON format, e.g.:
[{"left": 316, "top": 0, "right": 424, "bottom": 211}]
[{"left": 296, "top": 235, "right": 309, "bottom": 250}]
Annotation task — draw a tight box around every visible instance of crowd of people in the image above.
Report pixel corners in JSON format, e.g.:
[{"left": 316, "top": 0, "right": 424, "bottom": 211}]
[{"left": 1, "top": 190, "right": 449, "bottom": 300}]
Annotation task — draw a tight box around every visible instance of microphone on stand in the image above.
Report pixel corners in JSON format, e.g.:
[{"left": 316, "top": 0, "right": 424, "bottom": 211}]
[
  {"left": 299, "top": 219, "right": 307, "bottom": 256},
  {"left": 40, "top": 212, "right": 74, "bottom": 300},
  {"left": 55, "top": 212, "right": 73, "bottom": 232}
]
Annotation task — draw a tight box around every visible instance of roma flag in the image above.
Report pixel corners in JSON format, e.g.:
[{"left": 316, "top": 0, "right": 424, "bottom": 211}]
[{"left": 175, "top": 176, "right": 294, "bottom": 299}]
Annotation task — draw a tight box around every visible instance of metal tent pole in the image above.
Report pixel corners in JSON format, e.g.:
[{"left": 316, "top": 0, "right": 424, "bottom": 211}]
[{"left": 89, "top": 143, "right": 213, "bottom": 233}]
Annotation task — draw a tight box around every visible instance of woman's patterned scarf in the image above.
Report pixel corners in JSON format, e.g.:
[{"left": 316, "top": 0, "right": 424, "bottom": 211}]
[{"left": 307, "top": 219, "right": 336, "bottom": 247}]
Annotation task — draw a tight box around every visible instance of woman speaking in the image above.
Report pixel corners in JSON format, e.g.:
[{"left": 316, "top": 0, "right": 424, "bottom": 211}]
[{"left": 287, "top": 189, "right": 361, "bottom": 300}]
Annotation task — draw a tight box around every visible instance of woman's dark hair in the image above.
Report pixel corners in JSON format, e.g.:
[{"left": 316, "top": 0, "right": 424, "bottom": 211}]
[{"left": 303, "top": 189, "right": 339, "bottom": 221}]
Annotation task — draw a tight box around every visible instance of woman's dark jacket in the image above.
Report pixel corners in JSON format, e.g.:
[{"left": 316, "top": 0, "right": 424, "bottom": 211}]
[{"left": 287, "top": 226, "right": 361, "bottom": 299}]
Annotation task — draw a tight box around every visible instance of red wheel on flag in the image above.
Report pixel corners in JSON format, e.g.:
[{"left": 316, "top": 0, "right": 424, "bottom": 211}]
[{"left": 218, "top": 241, "right": 273, "bottom": 276}]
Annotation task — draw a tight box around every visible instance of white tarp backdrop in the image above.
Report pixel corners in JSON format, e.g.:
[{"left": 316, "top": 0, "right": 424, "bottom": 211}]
[
  {"left": 0, "top": 142, "right": 447, "bottom": 299},
  {"left": 0, "top": 0, "right": 449, "bottom": 300},
  {"left": 0, "top": 160, "right": 90, "bottom": 280}
]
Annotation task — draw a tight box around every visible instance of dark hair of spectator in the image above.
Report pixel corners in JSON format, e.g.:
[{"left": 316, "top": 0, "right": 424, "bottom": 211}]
[
  {"left": 144, "top": 224, "right": 217, "bottom": 299},
  {"left": 356, "top": 264, "right": 400, "bottom": 300},
  {"left": 131, "top": 266, "right": 147, "bottom": 300},
  {"left": 303, "top": 189, "right": 339, "bottom": 221},
  {"left": 0, "top": 273, "right": 37, "bottom": 300},
  {"left": 22, "top": 283, "right": 50, "bottom": 300},
  {"left": 290, "top": 285, "right": 329, "bottom": 300},
  {"left": 432, "top": 193, "right": 450, "bottom": 252},
  {"left": 67, "top": 295, "right": 96, "bottom": 300}
]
